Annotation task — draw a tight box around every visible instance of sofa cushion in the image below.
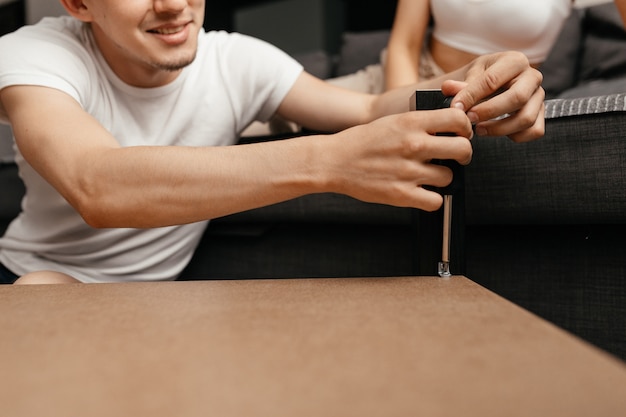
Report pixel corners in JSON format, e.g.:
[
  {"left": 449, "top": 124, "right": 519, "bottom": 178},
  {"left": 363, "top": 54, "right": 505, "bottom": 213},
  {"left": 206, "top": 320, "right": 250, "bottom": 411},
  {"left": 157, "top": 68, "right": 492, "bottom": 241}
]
[
  {"left": 465, "top": 94, "right": 626, "bottom": 225},
  {"left": 0, "top": 163, "right": 24, "bottom": 232},
  {"left": 557, "top": 75, "right": 626, "bottom": 99},
  {"left": 210, "top": 193, "right": 414, "bottom": 226},
  {"left": 334, "top": 30, "right": 389, "bottom": 77},
  {"left": 540, "top": 9, "right": 584, "bottom": 99},
  {"left": 0, "top": 124, "right": 14, "bottom": 163},
  {"left": 292, "top": 50, "right": 334, "bottom": 79},
  {"left": 578, "top": 3, "right": 626, "bottom": 83}
]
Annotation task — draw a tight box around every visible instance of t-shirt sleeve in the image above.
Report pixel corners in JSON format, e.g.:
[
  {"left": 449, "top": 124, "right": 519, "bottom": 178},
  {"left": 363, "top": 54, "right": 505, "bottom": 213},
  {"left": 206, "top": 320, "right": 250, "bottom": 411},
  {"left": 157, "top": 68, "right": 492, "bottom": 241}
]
[
  {"left": 208, "top": 32, "right": 303, "bottom": 128},
  {"left": 0, "top": 19, "right": 92, "bottom": 123}
]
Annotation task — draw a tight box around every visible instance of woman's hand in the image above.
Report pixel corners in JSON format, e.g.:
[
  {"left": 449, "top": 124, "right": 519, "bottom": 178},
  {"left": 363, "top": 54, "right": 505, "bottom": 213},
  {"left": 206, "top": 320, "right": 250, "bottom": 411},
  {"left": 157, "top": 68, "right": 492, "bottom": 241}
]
[{"left": 443, "top": 51, "right": 545, "bottom": 143}]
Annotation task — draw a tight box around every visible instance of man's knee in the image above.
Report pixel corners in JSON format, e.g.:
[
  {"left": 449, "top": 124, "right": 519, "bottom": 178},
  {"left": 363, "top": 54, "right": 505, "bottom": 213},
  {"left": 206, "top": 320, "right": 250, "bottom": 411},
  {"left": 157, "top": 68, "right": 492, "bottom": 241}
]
[{"left": 13, "top": 271, "right": 81, "bottom": 285}]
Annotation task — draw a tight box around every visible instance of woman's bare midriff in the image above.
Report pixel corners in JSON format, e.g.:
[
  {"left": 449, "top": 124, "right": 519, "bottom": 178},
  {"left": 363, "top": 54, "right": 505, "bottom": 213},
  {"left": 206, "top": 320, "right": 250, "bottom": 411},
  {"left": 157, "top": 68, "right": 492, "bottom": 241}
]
[{"left": 429, "top": 37, "right": 541, "bottom": 72}]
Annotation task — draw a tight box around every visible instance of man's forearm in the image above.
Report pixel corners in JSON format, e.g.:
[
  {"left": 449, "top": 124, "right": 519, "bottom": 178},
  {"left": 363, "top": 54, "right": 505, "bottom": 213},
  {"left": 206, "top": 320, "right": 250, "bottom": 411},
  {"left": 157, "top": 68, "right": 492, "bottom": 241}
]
[{"left": 70, "top": 138, "right": 328, "bottom": 229}]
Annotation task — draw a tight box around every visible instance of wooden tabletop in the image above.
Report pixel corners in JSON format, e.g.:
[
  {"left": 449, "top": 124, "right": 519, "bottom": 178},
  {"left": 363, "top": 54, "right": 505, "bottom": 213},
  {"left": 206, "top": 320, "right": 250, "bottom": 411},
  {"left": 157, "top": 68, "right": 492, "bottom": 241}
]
[{"left": 1, "top": 276, "right": 625, "bottom": 417}]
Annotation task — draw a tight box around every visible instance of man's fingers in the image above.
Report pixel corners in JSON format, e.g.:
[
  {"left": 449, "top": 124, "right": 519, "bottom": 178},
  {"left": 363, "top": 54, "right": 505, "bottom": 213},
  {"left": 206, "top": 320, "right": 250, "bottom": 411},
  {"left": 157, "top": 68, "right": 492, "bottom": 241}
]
[
  {"left": 417, "top": 109, "right": 473, "bottom": 164},
  {"left": 424, "top": 134, "right": 473, "bottom": 166},
  {"left": 403, "top": 107, "right": 473, "bottom": 139},
  {"left": 413, "top": 187, "right": 445, "bottom": 212}
]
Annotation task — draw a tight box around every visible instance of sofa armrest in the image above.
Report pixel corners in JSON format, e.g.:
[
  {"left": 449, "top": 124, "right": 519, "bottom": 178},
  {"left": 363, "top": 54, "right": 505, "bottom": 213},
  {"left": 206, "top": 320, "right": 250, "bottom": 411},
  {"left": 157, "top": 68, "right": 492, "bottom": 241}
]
[
  {"left": 0, "top": 162, "right": 24, "bottom": 232},
  {"left": 544, "top": 94, "right": 626, "bottom": 118},
  {"left": 466, "top": 93, "right": 626, "bottom": 225}
]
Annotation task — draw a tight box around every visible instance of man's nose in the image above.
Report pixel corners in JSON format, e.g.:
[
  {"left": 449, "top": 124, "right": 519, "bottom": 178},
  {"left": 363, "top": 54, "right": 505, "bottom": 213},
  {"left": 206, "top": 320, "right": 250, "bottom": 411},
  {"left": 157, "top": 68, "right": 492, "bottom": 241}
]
[{"left": 154, "top": 0, "right": 187, "bottom": 14}]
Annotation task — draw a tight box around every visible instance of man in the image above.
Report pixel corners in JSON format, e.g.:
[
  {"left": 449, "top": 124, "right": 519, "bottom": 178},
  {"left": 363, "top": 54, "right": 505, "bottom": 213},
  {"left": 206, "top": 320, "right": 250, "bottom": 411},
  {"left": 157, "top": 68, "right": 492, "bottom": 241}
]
[{"left": 0, "top": 0, "right": 545, "bottom": 284}]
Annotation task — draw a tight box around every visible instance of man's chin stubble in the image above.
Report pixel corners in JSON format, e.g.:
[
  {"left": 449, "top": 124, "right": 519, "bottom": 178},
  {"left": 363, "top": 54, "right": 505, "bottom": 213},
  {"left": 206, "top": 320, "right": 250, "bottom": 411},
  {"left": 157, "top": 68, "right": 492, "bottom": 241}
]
[{"left": 153, "top": 53, "right": 197, "bottom": 72}]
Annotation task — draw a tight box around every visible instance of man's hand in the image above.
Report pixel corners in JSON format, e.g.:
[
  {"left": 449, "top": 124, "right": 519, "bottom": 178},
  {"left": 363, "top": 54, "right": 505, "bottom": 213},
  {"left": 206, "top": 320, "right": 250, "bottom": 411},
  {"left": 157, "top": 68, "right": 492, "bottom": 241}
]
[
  {"left": 442, "top": 51, "right": 545, "bottom": 143},
  {"left": 323, "top": 107, "right": 473, "bottom": 212}
]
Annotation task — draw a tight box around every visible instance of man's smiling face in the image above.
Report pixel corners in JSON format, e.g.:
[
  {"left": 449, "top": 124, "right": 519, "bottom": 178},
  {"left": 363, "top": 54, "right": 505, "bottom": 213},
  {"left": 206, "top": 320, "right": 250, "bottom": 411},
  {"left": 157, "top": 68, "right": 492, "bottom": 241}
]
[{"left": 71, "top": 0, "right": 206, "bottom": 87}]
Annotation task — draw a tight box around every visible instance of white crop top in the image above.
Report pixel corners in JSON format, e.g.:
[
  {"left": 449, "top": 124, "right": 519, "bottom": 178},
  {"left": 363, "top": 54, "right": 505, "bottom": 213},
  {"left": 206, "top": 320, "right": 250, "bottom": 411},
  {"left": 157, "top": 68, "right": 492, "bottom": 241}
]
[{"left": 431, "top": 0, "right": 572, "bottom": 63}]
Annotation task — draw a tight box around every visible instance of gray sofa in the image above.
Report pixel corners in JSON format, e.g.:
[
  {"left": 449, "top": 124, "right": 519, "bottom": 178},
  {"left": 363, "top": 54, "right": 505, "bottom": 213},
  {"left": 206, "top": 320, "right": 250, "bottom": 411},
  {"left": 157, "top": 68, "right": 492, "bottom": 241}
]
[
  {"left": 1, "top": 3, "right": 625, "bottom": 361},
  {"left": 183, "top": 3, "right": 626, "bottom": 361}
]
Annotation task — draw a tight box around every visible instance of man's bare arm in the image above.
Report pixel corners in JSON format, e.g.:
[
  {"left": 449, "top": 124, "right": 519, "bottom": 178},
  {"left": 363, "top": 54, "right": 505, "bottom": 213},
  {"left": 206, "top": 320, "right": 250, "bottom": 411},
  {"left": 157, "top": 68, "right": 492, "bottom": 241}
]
[
  {"left": 1, "top": 84, "right": 473, "bottom": 229},
  {"left": 279, "top": 51, "right": 544, "bottom": 143},
  {"left": 1, "top": 85, "right": 327, "bottom": 228}
]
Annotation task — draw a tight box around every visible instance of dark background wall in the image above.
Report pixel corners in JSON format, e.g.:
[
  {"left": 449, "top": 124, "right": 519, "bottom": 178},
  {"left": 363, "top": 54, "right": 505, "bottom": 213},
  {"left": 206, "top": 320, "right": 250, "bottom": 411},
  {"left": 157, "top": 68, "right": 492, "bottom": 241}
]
[
  {"left": 1, "top": 1, "right": 397, "bottom": 44},
  {"left": 0, "top": 0, "right": 25, "bottom": 36},
  {"left": 206, "top": 0, "right": 396, "bottom": 56},
  {"left": 204, "top": 0, "right": 396, "bottom": 32}
]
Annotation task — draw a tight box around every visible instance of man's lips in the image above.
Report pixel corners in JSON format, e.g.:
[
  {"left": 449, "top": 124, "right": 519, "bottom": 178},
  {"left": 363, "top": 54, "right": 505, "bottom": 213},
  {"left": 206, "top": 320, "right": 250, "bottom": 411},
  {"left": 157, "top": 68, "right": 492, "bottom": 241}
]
[
  {"left": 147, "top": 23, "right": 188, "bottom": 35},
  {"left": 146, "top": 22, "right": 192, "bottom": 45}
]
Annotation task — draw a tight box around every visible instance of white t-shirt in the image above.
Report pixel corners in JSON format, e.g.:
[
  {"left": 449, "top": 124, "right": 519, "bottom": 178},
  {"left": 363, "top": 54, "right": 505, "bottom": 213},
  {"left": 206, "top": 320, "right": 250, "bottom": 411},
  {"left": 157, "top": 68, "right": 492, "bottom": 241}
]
[
  {"left": 0, "top": 16, "right": 303, "bottom": 283},
  {"left": 431, "top": 0, "right": 572, "bottom": 64}
]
